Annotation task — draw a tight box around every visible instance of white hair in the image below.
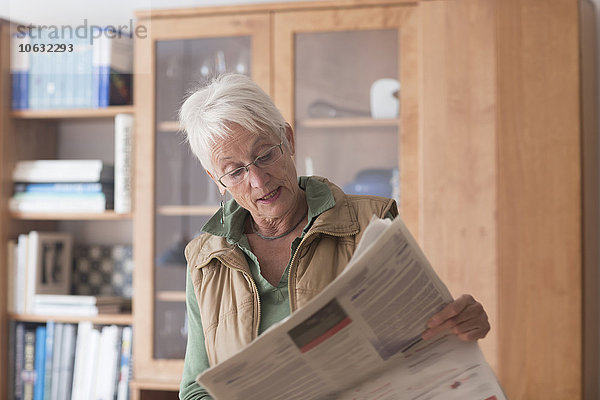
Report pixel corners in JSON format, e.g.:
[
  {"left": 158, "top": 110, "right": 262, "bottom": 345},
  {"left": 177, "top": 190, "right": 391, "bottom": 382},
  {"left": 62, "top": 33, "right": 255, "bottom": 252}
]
[{"left": 178, "top": 73, "right": 289, "bottom": 173}]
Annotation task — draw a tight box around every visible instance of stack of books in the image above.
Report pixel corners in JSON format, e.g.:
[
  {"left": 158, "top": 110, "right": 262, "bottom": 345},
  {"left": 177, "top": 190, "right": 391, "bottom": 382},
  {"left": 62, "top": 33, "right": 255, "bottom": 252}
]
[
  {"left": 9, "top": 321, "right": 132, "bottom": 400},
  {"left": 32, "top": 295, "right": 131, "bottom": 317},
  {"left": 11, "top": 26, "right": 133, "bottom": 110},
  {"left": 9, "top": 160, "right": 114, "bottom": 213}
]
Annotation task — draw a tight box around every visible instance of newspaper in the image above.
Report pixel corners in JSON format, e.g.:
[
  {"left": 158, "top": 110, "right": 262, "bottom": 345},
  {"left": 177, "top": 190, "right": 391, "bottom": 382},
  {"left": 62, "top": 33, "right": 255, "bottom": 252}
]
[{"left": 196, "top": 216, "right": 507, "bottom": 400}]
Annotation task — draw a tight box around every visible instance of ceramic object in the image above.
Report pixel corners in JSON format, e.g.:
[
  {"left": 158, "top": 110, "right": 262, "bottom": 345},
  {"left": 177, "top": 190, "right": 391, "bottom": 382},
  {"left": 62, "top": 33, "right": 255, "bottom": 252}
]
[{"left": 370, "top": 78, "right": 400, "bottom": 119}]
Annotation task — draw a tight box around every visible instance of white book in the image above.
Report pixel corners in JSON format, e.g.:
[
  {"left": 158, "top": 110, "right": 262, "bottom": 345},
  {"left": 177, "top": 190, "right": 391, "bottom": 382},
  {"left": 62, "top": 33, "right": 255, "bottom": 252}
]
[
  {"left": 80, "top": 328, "right": 100, "bottom": 399},
  {"left": 18, "top": 234, "right": 31, "bottom": 313},
  {"left": 71, "top": 321, "right": 93, "bottom": 400},
  {"left": 57, "top": 324, "right": 77, "bottom": 399},
  {"left": 9, "top": 193, "right": 109, "bottom": 213},
  {"left": 12, "top": 160, "right": 114, "bottom": 183},
  {"left": 32, "top": 304, "right": 99, "bottom": 317},
  {"left": 35, "top": 294, "right": 130, "bottom": 306},
  {"left": 93, "top": 325, "right": 120, "bottom": 400},
  {"left": 7, "top": 240, "right": 17, "bottom": 313},
  {"left": 114, "top": 113, "right": 133, "bottom": 213}
]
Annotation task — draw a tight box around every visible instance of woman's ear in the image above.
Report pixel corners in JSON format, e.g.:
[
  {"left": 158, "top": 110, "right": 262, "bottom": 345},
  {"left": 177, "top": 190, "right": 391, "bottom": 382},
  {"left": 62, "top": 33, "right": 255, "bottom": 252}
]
[
  {"left": 284, "top": 123, "right": 295, "bottom": 156},
  {"left": 206, "top": 170, "right": 227, "bottom": 196}
]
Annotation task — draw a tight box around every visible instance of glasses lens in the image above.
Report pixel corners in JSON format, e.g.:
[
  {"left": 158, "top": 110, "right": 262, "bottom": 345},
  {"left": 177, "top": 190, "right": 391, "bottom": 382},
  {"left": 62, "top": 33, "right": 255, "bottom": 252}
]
[
  {"left": 255, "top": 144, "right": 283, "bottom": 167},
  {"left": 221, "top": 167, "right": 247, "bottom": 187}
]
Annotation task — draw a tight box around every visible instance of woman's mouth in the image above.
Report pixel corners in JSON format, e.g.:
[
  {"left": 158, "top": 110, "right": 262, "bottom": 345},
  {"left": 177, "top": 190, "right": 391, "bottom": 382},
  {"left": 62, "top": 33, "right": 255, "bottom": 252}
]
[{"left": 258, "top": 187, "right": 281, "bottom": 203}]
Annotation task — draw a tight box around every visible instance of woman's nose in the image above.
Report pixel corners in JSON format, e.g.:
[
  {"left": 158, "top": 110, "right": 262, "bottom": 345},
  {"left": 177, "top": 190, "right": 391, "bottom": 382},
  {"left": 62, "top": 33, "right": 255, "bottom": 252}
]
[{"left": 247, "top": 164, "right": 269, "bottom": 188}]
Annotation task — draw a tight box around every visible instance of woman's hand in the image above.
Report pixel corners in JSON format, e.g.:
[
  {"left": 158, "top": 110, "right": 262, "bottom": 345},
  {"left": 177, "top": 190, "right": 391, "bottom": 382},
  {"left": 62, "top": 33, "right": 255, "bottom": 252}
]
[{"left": 422, "top": 294, "right": 490, "bottom": 341}]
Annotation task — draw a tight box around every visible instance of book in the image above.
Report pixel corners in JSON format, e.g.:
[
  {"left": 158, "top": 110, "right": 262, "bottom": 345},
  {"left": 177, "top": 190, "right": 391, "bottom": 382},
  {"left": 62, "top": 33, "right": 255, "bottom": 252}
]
[
  {"left": 33, "top": 295, "right": 131, "bottom": 316},
  {"left": 43, "top": 321, "right": 55, "bottom": 400},
  {"left": 14, "top": 322, "right": 25, "bottom": 400},
  {"left": 116, "top": 326, "right": 132, "bottom": 400},
  {"left": 23, "top": 326, "right": 36, "bottom": 400},
  {"left": 26, "top": 232, "right": 73, "bottom": 314},
  {"left": 33, "top": 326, "right": 46, "bottom": 400},
  {"left": 70, "top": 321, "right": 93, "bottom": 400},
  {"left": 49, "top": 323, "right": 63, "bottom": 400},
  {"left": 9, "top": 193, "right": 113, "bottom": 213},
  {"left": 8, "top": 320, "right": 17, "bottom": 400},
  {"left": 80, "top": 327, "right": 100, "bottom": 398},
  {"left": 93, "top": 325, "right": 121, "bottom": 400},
  {"left": 17, "top": 234, "right": 30, "bottom": 314},
  {"left": 7, "top": 240, "right": 17, "bottom": 313},
  {"left": 57, "top": 324, "right": 77, "bottom": 399},
  {"left": 12, "top": 160, "right": 114, "bottom": 183},
  {"left": 11, "top": 33, "right": 30, "bottom": 110},
  {"left": 114, "top": 113, "right": 133, "bottom": 213},
  {"left": 94, "top": 28, "right": 133, "bottom": 107},
  {"left": 14, "top": 182, "right": 114, "bottom": 194}
]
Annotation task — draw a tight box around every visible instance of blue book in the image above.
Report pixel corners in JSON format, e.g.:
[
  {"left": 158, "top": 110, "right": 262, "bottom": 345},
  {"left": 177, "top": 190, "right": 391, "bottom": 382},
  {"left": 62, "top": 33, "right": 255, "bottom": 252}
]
[
  {"left": 96, "top": 27, "right": 133, "bottom": 107},
  {"left": 11, "top": 33, "right": 30, "bottom": 110},
  {"left": 14, "top": 323, "right": 25, "bottom": 400},
  {"left": 43, "top": 321, "right": 54, "bottom": 400},
  {"left": 33, "top": 326, "right": 46, "bottom": 400},
  {"left": 14, "top": 182, "right": 113, "bottom": 194}
]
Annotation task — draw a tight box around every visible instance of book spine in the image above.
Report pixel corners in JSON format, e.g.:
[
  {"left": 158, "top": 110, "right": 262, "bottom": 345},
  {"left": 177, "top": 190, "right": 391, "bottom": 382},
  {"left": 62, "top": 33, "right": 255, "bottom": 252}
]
[
  {"left": 25, "top": 231, "right": 39, "bottom": 314},
  {"left": 116, "top": 326, "right": 132, "bottom": 400},
  {"left": 7, "top": 240, "right": 16, "bottom": 313},
  {"left": 92, "top": 28, "right": 102, "bottom": 108},
  {"left": 107, "top": 31, "right": 133, "bottom": 106},
  {"left": 14, "top": 322, "right": 25, "bottom": 400},
  {"left": 49, "top": 323, "right": 63, "bottom": 400},
  {"left": 17, "top": 234, "right": 29, "bottom": 314},
  {"left": 8, "top": 320, "right": 17, "bottom": 400},
  {"left": 23, "top": 327, "right": 36, "bottom": 400},
  {"left": 114, "top": 113, "right": 133, "bottom": 213},
  {"left": 14, "top": 182, "right": 112, "bottom": 194},
  {"left": 43, "top": 321, "right": 54, "bottom": 400},
  {"left": 100, "top": 30, "right": 109, "bottom": 107},
  {"left": 33, "top": 325, "right": 46, "bottom": 400},
  {"left": 57, "top": 324, "right": 77, "bottom": 399},
  {"left": 80, "top": 327, "right": 100, "bottom": 398}
]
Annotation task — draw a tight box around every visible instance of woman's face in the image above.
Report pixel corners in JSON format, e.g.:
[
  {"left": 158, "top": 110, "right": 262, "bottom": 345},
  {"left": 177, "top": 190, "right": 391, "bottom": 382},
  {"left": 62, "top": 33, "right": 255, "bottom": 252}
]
[{"left": 207, "top": 124, "right": 302, "bottom": 221}]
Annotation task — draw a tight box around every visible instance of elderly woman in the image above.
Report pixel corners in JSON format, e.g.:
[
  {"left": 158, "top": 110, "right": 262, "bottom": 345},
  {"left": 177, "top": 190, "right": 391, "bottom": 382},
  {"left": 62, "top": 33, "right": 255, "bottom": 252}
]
[{"left": 178, "top": 73, "right": 490, "bottom": 400}]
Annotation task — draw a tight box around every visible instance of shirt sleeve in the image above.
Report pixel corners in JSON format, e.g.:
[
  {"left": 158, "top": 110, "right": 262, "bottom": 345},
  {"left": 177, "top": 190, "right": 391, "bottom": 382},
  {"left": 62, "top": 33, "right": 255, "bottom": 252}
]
[{"left": 179, "top": 265, "right": 214, "bottom": 400}]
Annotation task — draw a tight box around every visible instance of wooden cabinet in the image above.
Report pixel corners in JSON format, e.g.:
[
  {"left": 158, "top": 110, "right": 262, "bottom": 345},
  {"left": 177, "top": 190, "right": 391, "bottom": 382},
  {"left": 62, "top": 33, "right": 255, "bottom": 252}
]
[
  {"left": 0, "top": 0, "right": 591, "bottom": 399},
  {"left": 133, "top": 1, "right": 592, "bottom": 399}
]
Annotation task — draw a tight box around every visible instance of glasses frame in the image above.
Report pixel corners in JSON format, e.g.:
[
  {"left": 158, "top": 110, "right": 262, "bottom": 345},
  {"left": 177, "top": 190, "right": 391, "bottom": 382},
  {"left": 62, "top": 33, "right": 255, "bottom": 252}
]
[{"left": 217, "top": 141, "right": 284, "bottom": 188}]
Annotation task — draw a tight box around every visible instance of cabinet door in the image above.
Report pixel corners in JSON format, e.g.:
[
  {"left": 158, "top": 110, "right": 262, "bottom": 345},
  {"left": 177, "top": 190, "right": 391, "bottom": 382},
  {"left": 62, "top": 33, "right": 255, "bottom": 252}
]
[
  {"left": 273, "top": 6, "right": 419, "bottom": 233},
  {"left": 134, "top": 13, "right": 270, "bottom": 383}
]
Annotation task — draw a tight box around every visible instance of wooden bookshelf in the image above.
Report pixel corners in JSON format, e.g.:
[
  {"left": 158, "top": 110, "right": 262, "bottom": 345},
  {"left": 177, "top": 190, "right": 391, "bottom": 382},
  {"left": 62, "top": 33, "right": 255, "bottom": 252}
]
[
  {"left": 11, "top": 105, "right": 134, "bottom": 120},
  {"left": 9, "top": 211, "right": 133, "bottom": 220},
  {"left": 296, "top": 117, "right": 400, "bottom": 129},
  {"left": 157, "top": 205, "right": 219, "bottom": 216},
  {"left": 9, "top": 312, "right": 133, "bottom": 325}
]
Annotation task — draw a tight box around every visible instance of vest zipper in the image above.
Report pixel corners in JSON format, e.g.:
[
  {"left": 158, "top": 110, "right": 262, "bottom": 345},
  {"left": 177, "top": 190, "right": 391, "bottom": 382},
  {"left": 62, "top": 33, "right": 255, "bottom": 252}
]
[
  {"left": 214, "top": 256, "right": 262, "bottom": 338},
  {"left": 287, "top": 229, "right": 358, "bottom": 313}
]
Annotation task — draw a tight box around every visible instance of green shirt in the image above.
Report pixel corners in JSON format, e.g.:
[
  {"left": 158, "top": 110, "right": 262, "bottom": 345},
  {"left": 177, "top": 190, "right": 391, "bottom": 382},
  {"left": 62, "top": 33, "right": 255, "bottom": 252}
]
[{"left": 179, "top": 176, "right": 336, "bottom": 400}]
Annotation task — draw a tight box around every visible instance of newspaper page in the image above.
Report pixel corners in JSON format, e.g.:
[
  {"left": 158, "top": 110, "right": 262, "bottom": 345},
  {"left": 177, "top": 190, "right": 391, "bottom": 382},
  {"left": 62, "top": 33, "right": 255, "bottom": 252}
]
[{"left": 196, "top": 216, "right": 507, "bottom": 400}]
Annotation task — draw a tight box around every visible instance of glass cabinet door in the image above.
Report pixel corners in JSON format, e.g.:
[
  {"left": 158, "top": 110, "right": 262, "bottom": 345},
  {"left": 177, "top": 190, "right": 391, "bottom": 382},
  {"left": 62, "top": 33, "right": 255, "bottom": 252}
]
[
  {"left": 273, "top": 6, "right": 419, "bottom": 234},
  {"left": 134, "top": 13, "right": 270, "bottom": 383}
]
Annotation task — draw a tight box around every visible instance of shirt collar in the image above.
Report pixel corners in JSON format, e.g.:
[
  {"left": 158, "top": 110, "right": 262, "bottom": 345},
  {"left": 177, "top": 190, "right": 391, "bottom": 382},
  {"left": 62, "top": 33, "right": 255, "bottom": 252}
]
[{"left": 201, "top": 176, "right": 336, "bottom": 242}]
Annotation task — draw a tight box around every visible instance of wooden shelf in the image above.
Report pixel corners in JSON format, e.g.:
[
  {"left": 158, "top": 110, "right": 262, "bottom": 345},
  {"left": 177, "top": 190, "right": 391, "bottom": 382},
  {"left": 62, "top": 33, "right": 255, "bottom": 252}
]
[
  {"left": 9, "top": 312, "right": 133, "bottom": 325},
  {"left": 10, "top": 211, "right": 133, "bottom": 220},
  {"left": 156, "top": 291, "right": 186, "bottom": 303},
  {"left": 157, "top": 205, "right": 218, "bottom": 216},
  {"left": 11, "top": 105, "right": 134, "bottom": 120},
  {"left": 297, "top": 117, "right": 399, "bottom": 129},
  {"left": 157, "top": 120, "right": 181, "bottom": 132}
]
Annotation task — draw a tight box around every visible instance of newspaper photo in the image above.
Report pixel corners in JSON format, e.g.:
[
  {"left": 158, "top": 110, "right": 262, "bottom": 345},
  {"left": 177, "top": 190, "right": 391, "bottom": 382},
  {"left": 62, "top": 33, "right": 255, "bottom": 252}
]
[{"left": 197, "top": 216, "right": 507, "bottom": 400}]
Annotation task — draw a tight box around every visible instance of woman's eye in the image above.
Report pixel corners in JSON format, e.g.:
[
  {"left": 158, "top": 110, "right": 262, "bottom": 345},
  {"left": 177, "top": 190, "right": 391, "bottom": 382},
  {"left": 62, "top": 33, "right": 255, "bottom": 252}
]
[
  {"left": 229, "top": 168, "right": 245, "bottom": 178},
  {"left": 257, "top": 151, "right": 273, "bottom": 163}
]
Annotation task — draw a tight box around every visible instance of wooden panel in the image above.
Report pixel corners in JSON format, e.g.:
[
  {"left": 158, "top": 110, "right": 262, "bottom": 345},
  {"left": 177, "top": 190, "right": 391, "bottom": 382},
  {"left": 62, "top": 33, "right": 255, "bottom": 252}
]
[
  {"left": 419, "top": 0, "right": 497, "bottom": 370},
  {"left": 135, "top": 0, "right": 419, "bottom": 20},
  {"left": 496, "top": 0, "right": 582, "bottom": 399},
  {"left": 580, "top": 1, "right": 599, "bottom": 398},
  {"left": 133, "top": 13, "right": 271, "bottom": 384},
  {"left": 11, "top": 105, "right": 134, "bottom": 119},
  {"left": 273, "top": 5, "right": 420, "bottom": 234}
]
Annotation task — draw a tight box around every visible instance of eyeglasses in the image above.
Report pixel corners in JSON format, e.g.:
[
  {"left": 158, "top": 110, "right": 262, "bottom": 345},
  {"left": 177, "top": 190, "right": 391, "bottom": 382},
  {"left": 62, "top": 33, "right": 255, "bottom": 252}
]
[{"left": 217, "top": 142, "right": 284, "bottom": 187}]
